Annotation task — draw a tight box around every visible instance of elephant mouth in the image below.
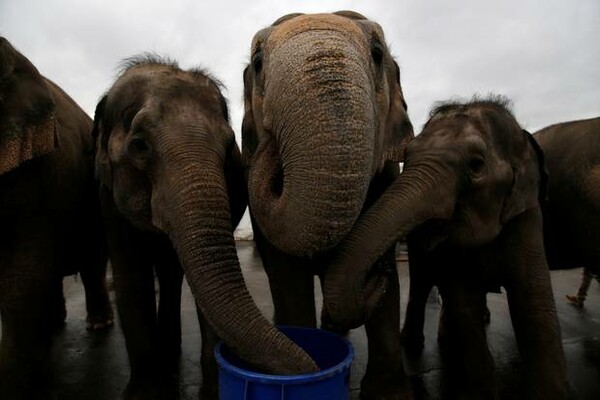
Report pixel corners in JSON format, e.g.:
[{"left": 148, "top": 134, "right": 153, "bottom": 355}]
[
  {"left": 363, "top": 261, "right": 393, "bottom": 313},
  {"left": 330, "top": 258, "right": 393, "bottom": 330}
]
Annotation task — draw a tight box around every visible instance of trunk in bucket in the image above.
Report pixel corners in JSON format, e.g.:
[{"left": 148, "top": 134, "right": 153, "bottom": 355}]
[{"left": 215, "top": 326, "right": 354, "bottom": 400}]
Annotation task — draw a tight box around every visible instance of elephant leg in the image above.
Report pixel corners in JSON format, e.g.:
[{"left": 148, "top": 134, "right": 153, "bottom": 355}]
[
  {"left": 154, "top": 243, "right": 184, "bottom": 372},
  {"left": 0, "top": 223, "right": 55, "bottom": 399},
  {"left": 400, "top": 243, "right": 435, "bottom": 353},
  {"left": 112, "top": 251, "right": 160, "bottom": 397},
  {"left": 361, "top": 248, "right": 410, "bottom": 400},
  {"left": 258, "top": 237, "right": 317, "bottom": 327},
  {"left": 483, "top": 294, "right": 491, "bottom": 324},
  {"left": 440, "top": 283, "right": 498, "bottom": 400},
  {"left": 49, "top": 276, "right": 67, "bottom": 330},
  {"left": 101, "top": 192, "right": 162, "bottom": 399},
  {"left": 78, "top": 189, "right": 113, "bottom": 331},
  {"left": 502, "top": 208, "right": 566, "bottom": 399},
  {"left": 197, "top": 310, "right": 219, "bottom": 400},
  {"left": 80, "top": 256, "right": 114, "bottom": 331}
]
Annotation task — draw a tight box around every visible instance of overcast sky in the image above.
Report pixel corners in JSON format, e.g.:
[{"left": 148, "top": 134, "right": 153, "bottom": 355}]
[
  {"left": 2, "top": 0, "right": 598, "bottom": 134},
  {"left": 2, "top": 0, "right": 599, "bottom": 236}
]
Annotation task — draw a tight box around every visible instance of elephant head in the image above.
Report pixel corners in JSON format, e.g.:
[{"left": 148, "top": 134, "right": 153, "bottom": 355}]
[
  {"left": 324, "top": 97, "right": 549, "bottom": 327},
  {"left": 243, "top": 11, "right": 413, "bottom": 257},
  {"left": 93, "top": 56, "right": 317, "bottom": 374},
  {"left": 0, "top": 37, "right": 58, "bottom": 175}
]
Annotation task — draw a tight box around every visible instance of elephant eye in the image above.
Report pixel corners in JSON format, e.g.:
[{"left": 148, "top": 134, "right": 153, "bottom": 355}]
[
  {"left": 129, "top": 136, "right": 151, "bottom": 155},
  {"left": 467, "top": 156, "right": 486, "bottom": 175},
  {"left": 252, "top": 51, "right": 263, "bottom": 73},
  {"left": 371, "top": 42, "right": 384, "bottom": 65}
]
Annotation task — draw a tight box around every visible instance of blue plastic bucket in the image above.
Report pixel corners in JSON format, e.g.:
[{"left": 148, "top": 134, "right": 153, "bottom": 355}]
[{"left": 215, "top": 326, "right": 354, "bottom": 400}]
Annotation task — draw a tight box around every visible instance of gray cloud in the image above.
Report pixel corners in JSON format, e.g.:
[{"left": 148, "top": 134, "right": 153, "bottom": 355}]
[{"left": 2, "top": 0, "right": 598, "bottom": 134}]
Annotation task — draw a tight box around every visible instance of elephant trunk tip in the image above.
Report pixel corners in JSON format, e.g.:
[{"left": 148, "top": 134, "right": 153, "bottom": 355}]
[
  {"left": 324, "top": 270, "right": 390, "bottom": 331},
  {"left": 325, "top": 301, "right": 366, "bottom": 331}
]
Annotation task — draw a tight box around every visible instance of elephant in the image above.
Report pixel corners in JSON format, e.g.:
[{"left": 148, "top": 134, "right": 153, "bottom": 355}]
[
  {"left": 93, "top": 55, "right": 317, "bottom": 400},
  {"left": 381, "top": 118, "right": 600, "bottom": 350},
  {"left": 242, "top": 11, "right": 413, "bottom": 400},
  {"left": 0, "top": 37, "right": 113, "bottom": 399},
  {"left": 534, "top": 117, "right": 600, "bottom": 276},
  {"left": 323, "top": 97, "right": 567, "bottom": 399}
]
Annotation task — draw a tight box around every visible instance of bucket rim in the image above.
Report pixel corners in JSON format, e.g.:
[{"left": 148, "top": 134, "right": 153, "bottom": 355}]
[{"left": 215, "top": 326, "right": 354, "bottom": 385}]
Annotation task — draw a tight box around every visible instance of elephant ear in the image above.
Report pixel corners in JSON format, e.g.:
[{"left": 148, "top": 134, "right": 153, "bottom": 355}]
[
  {"left": 271, "top": 13, "right": 304, "bottom": 26},
  {"left": 523, "top": 129, "right": 549, "bottom": 203},
  {"left": 0, "top": 107, "right": 58, "bottom": 175},
  {"left": 333, "top": 10, "right": 368, "bottom": 20},
  {"left": 0, "top": 42, "right": 59, "bottom": 175},
  {"left": 500, "top": 129, "right": 546, "bottom": 223},
  {"left": 92, "top": 95, "right": 112, "bottom": 188},
  {"left": 224, "top": 133, "right": 248, "bottom": 229},
  {"left": 381, "top": 61, "right": 413, "bottom": 167},
  {"left": 241, "top": 65, "right": 258, "bottom": 171},
  {"left": 216, "top": 88, "right": 248, "bottom": 229}
]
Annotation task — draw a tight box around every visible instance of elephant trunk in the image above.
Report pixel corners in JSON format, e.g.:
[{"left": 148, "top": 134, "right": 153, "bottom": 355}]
[
  {"left": 249, "top": 29, "right": 375, "bottom": 257},
  {"left": 324, "top": 156, "right": 459, "bottom": 328},
  {"left": 155, "top": 138, "right": 318, "bottom": 374}
]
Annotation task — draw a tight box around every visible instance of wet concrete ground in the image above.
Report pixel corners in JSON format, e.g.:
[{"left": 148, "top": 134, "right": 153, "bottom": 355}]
[{"left": 45, "top": 241, "right": 600, "bottom": 399}]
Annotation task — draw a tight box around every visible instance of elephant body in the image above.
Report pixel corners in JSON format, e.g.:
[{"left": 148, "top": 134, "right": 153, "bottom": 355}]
[
  {"left": 395, "top": 117, "right": 599, "bottom": 390},
  {"left": 242, "top": 12, "right": 413, "bottom": 400},
  {"left": 325, "top": 98, "right": 566, "bottom": 399},
  {"left": 535, "top": 117, "right": 600, "bottom": 275},
  {"left": 0, "top": 37, "right": 112, "bottom": 399},
  {"left": 94, "top": 56, "right": 317, "bottom": 399}
]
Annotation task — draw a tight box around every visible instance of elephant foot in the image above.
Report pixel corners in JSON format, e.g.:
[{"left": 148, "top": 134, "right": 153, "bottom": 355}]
[
  {"left": 0, "top": 362, "right": 54, "bottom": 400},
  {"left": 360, "top": 350, "right": 411, "bottom": 400},
  {"left": 86, "top": 313, "right": 114, "bottom": 331},
  {"left": 483, "top": 305, "right": 491, "bottom": 324},
  {"left": 123, "top": 382, "right": 162, "bottom": 400},
  {"left": 566, "top": 294, "right": 585, "bottom": 308},
  {"left": 0, "top": 383, "right": 54, "bottom": 400},
  {"left": 83, "top": 282, "right": 115, "bottom": 331},
  {"left": 50, "top": 313, "right": 67, "bottom": 332},
  {"left": 123, "top": 375, "right": 179, "bottom": 400},
  {"left": 199, "top": 384, "right": 218, "bottom": 400},
  {"left": 400, "top": 327, "right": 424, "bottom": 355},
  {"left": 49, "top": 293, "right": 67, "bottom": 331}
]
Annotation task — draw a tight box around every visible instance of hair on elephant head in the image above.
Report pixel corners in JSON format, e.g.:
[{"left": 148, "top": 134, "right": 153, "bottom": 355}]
[
  {"left": 92, "top": 54, "right": 318, "bottom": 386},
  {"left": 0, "top": 37, "right": 58, "bottom": 175},
  {"left": 242, "top": 11, "right": 413, "bottom": 257}
]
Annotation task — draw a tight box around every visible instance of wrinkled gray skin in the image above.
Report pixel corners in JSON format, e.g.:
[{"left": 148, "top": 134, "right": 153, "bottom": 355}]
[
  {"left": 389, "top": 117, "right": 599, "bottom": 384},
  {"left": 324, "top": 99, "right": 567, "bottom": 399},
  {"left": 243, "top": 11, "right": 413, "bottom": 400},
  {"left": 535, "top": 117, "right": 600, "bottom": 276},
  {"left": 0, "top": 37, "right": 112, "bottom": 399},
  {"left": 94, "top": 56, "right": 317, "bottom": 400}
]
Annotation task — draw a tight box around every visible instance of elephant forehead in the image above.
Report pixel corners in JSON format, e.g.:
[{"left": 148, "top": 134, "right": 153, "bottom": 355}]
[
  {"left": 114, "top": 66, "right": 196, "bottom": 94},
  {"left": 109, "top": 70, "right": 219, "bottom": 115},
  {"left": 267, "top": 13, "right": 366, "bottom": 49}
]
